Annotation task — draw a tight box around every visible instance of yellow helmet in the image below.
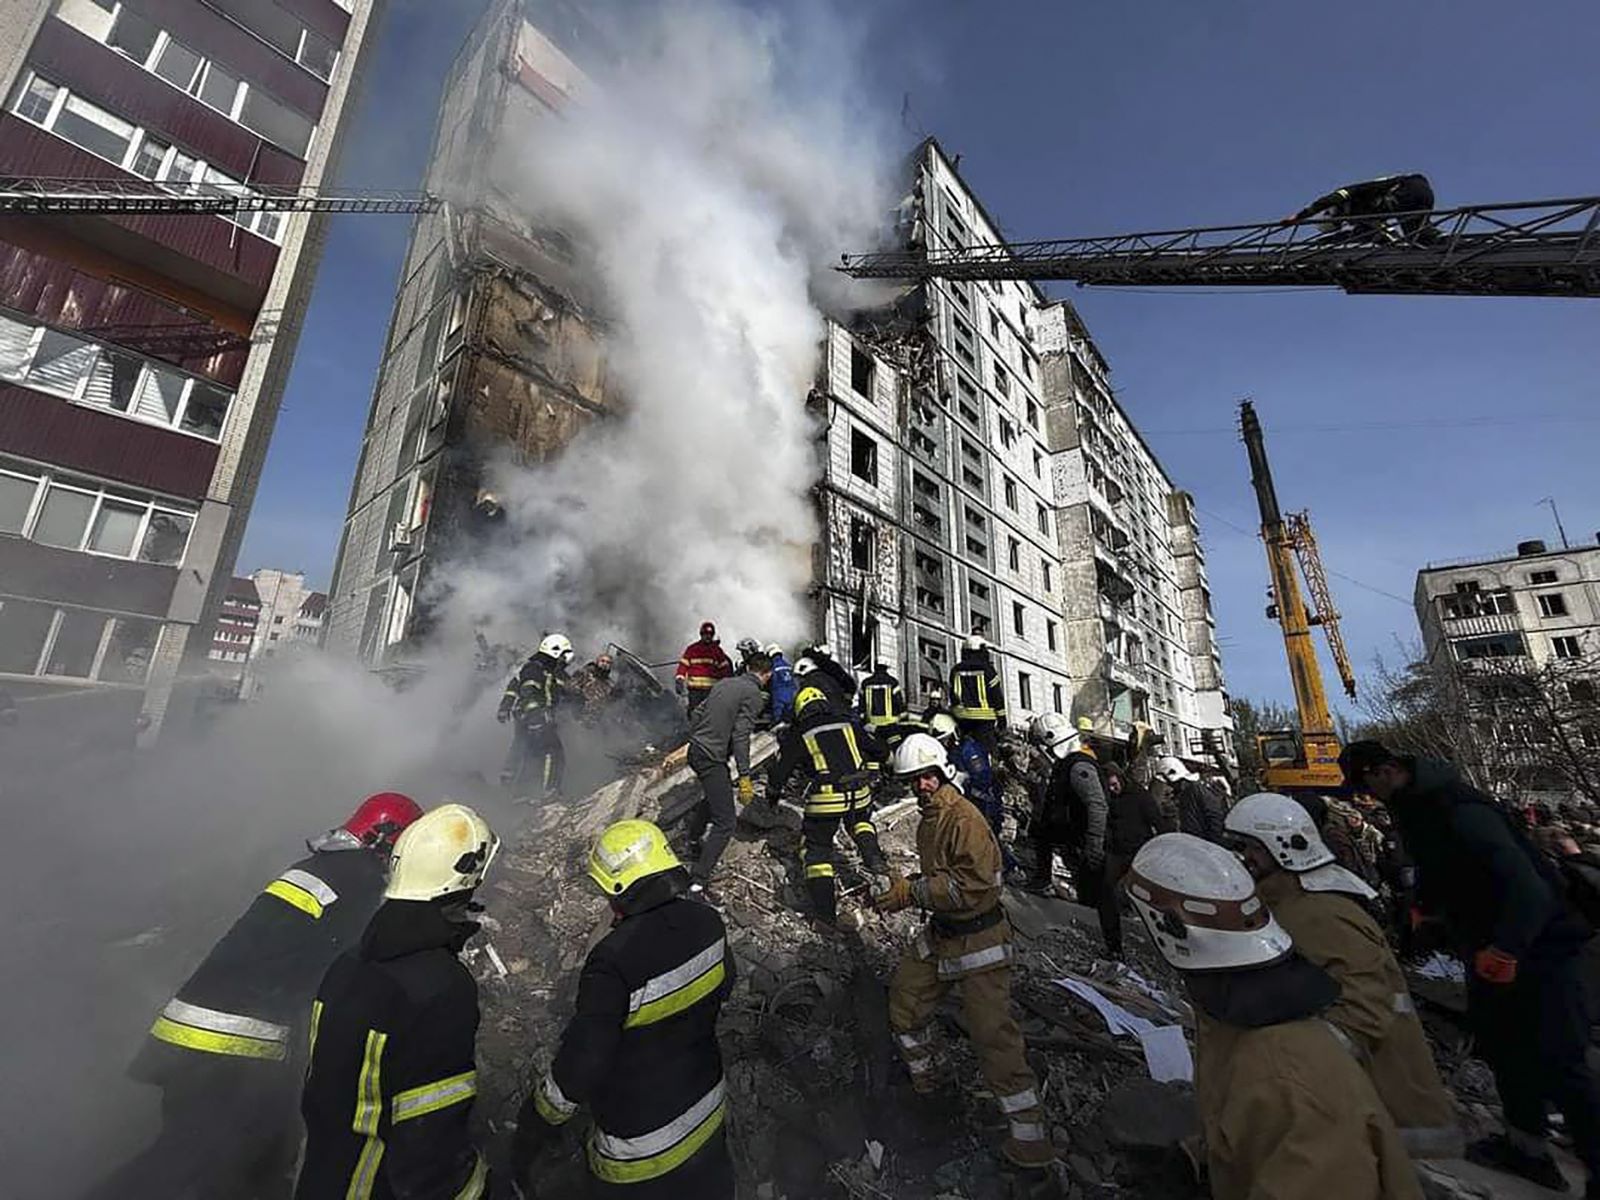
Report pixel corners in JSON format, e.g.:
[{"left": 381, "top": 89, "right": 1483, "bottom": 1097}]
[
  {"left": 588, "top": 819, "right": 681, "bottom": 897},
  {"left": 793, "top": 685, "right": 829, "bottom": 717},
  {"left": 386, "top": 803, "right": 499, "bottom": 902}
]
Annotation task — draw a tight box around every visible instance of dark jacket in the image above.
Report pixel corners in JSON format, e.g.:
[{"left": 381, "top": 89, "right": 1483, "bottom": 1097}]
[
  {"left": 1041, "top": 750, "right": 1109, "bottom": 861},
  {"left": 531, "top": 895, "right": 732, "bottom": 1187},
  {"left": 807, "top": 650, "right": 857, "bottom": 704},
  {"left": 297, "top": 902, "right": 486, "bottom": 1200},
  {"left": 858, "top": 667, "right": 906, "bottom": 730},
  {"left": 499, "top": 653, "right": 572, "bottom": 730},
  {"left": 133, "top": 847, "right": 386, "bottom": 1085},
  {"left": 1107, "top": 779, "right": 1174, "bottom": 859},
  {"left": 949, "top": 650, "right": 1005, "bottom": 725},
  {"left": 950, "top": 735, "right": 998, "bottom": 813},
  {"left": 1175, "top": 778, "right": 1228, "bottom": 845},
  {"left": 1389, "top": 758, "right": 1581, "bottom": 959},
  {"left": 1296, "top": 174, "right": 1431, "bottom": 219},
  {"left": 687, "top": 673, "right": 765, "bottom": 775},
  {"left": 768, "top": 693, "right": 882, "bottom": 799}
]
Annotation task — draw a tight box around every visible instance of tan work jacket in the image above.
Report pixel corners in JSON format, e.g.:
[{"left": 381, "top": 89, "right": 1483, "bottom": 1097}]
[{"left": 908, "top": 783, "right": 1011, "bottom": 979}]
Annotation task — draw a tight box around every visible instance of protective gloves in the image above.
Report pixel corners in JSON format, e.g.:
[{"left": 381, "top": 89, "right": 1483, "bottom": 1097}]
[
  {"left": 1473, "top": 946, "right": 1518, "bottom": 985},
  {"left": 873, "top": 872, "right": 913, "bottom": 913},
  {"left": 736, "top": 776, "right": 755, "bottom": 805}
]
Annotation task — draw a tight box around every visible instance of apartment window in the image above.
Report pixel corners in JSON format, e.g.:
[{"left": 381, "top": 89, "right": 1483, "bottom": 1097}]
[
  {"left": 1052, "top": 682, "right": 1063, "bottom": 713},
  {"left": 965, "top": 506, "right": 986, "bottom": 530},
  {"left": 1003, "top": 476, "right": 1017, "bottom": 510},
  {"left": 966, "top": 535, "right": 987, "bottom": 559},
  {"left": 1018, "top": 671, "right": 1033, "bottom": 710},
  {"left": 239, "top": 88, "right": 313, "bottom": 157},
  {"left": 850, "top": 517, "right": 874, "bottom": 571},
  {"left": 1026, "top": 399, "right": 1040, "bottom": 429},
  {"left": 968, "top": 578, "right": 990, "bottom": 602},
  {"left": 1554, "top": 635, "right": 1582, "bottom": 660},
  {"left": 0, "top": 458, "right": 195, "bottom": 565},
  {"left": 1008, "top": 537, "right": 1020, "bottom": 571},
  {"left": 994, "top": 370, "right": 1010, "bottom": 399},
  {"left": 106, "top": 7, "right": 159, "bottom": 60},
  {"left": 910, "top": 428, "right": 936, "bottom": 459},
  {"left": 914, "top": 550, "right": 941, "bottom": 576},
  {"left": 1036, "top": 503, "right": 1049, "bottom": 535},
  {"left": 1032, "top": 448, "right": 1043, "bottom": 479},
  {"left": 850, "top": 427, "right": 878, "bottom": 484},
  {"left": 951, "top": 281, "right": 971, "bottom": 311},
  {"left": 919, "top": 636, "right": 947, "bottom": 665},
  {"left": 971, "top": 613, "right": 991, "bottom": 638},
  {"left": 912, "top": 504, "right": 942, "bottom": 535},
  {"left": 915, "top": 586, "right": 945, "bottom": 614},
  {"left": 1042, "top": 561, "right": 1053, "bottom": 591},
  {"left": 961, "top": 464, "right": 983, "bottom": 490},
  {"left": 998, "top": 417, "right": 1016, "bottom": 449},
  {"left": 153, "top": 37, "right": 205, "bottom": 92},
  {"left": 1047, "top": 620, "right": 1058, "bottom": 651},
  {"left": 1530, "top": 569, "right": 1558, "bottom": 585},
  {"left": 988, "top": 310, "right": 1000, "bottom": 339},
  {"left": 1537, "top": 593, "right": 1569, "bottom": 618},
  {"left": 1021, "top": 353, "right": 1035, "bottom": 382},
  {"left": 850, "top": 344, "right": 874, "bottom": 397},
  {"left": 56, "top": 92, "right": 136, "bottom": 161},
  {"left": 961, "top": 438, "right": 981, "bottom": 463},
  {"left": 913, "top": 472, "right": 939, "bottom": 501}
]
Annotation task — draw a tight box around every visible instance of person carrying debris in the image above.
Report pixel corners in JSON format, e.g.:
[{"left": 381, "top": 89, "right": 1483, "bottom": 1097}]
[
  {"left": 1282, "top": 173, "right": 1439, "bottom": 243},
  {"left": 1026, "top": 714, "right": 1108, "bottom": 903},
  {"left": 573, "top": 652, "right": 618, "bottom": 727},
  {"left": 1126, "top": 833, "right": 1423, "bottom": 1200},
  {"left": 1341, "top": 740, "right": 1600, "bottom": 1194},
  {"left": 1225, "top": 792, "right": 1461, "bottom": 1159},
  {"left": 949, "top": 635, "right": 1005, "bottom": 755},
  {"left": 763, "top": 642, "right": 796, "bottom": 727},
  {"left": 874, "top": 733, "right": 1056, "bottom": 1170},
  {"left": 685, "top": 651, "right": 772, "bottom": 902},
  {"left": 296, "top": 803, "right": 499, "bottom": 1200},
  {"left": 766, "top": 682, "right": 888, "bottom": 925},
  {"left": 498, "top": 633, "right": 576, "bottom": 797},
  {"left": 1155, "top": 756, "right": 1228, "bottom": 844},
  {"left": 513, "top": 820, "right": 733, "bottom": 1197},
  {"left": 675, "top": 621, "right": 733, "bottom": 716},
  {"left": 81, "top": 794, "right": 423, "bottom": 1200}
]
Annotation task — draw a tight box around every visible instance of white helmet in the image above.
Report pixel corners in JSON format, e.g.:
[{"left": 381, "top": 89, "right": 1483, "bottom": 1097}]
[
  {"left": 736, "top": 636, "right": 760, "bottom": 657},
  {"left": 1029, "top": 712, "right": 1081, "bottom": 760},
  {"left": 929, "top": 712, "right": 959, "bottom": 740},
  {"left": 892, "top": 732, "right": 951, "bottom": 780},
  {"left": 1153, "top": 755, "right": 1197, "bottom": 784},
  {"left": 964, "top": 634, "right": 987, "bottom": 652},
  {"left": 539, "top": 633, "right": 574, "bottom": 664},
  {"left": 813, "top": 642, "right": 835, "bottom": 658},
  {"left": 793, "top": 656, "right": 817, "bottom": 676},
  {"left": 1224, "top": 792, "right": 1333, "bottom": 873},
  {"left": 1126, "top": 833, "right": 1293, "bottom": 972},
  {"left": 385, "top": 803, "right": 500, "bottom": 902},
  {"left": 763, "top": 643, "right": 784, "bottom": 657}
]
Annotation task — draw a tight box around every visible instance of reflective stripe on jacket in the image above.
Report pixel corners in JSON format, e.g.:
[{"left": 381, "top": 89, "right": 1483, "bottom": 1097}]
[
  {"left": 675, "top": 640, "right": 732, "bottom": 691},
  {"left": 767, "top": 703, "right": 882, "bottom": 807},
  {"left": 859, "top": 673, "right": 905, "bottom": 728},
  {"left": 949, "top": 662, "right": 1004, "bottom": 723}
]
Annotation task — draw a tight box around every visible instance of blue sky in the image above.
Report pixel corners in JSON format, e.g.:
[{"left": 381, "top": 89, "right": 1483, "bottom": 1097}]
[{"left": 241, "top": 0, "right": 1600, "bottom": 712}]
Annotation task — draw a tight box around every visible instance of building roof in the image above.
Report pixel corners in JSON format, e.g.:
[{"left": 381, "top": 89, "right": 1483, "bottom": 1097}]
[
  {"left": 225, "top": 576, "right": 261, "bottom": 604},
  {"left": 299, "top": 591, "right": 328, "bottom": 619}
]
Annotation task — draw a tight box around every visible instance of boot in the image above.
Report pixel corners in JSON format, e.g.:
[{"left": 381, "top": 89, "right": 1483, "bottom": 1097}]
[
  {"left": 1001, "top": 1117, "right": 1057, "bottom": 1170},
  {"left": 1467, "top": 1134, "right": 1569, "bottom": 1192},
  {"left": 805, "top": 876, "right": 838, "bottom": 926}
]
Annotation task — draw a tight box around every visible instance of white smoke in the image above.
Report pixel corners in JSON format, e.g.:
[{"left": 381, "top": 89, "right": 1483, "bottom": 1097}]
[{"left": 443, "top": 0, "right": 894, "bottom": 658}]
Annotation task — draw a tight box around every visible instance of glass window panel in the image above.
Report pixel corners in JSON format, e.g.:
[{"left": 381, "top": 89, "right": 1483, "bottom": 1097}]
[
  {"left": 87, "top": 498, "right": 144, "bottom": 556},
  {"left": 255, "top": 210, "right": 282, "bottom": 242},
  {"left": 31, "top": 486, "right": 95, "bottom": 548},
  {"left": 130, "top": 135, "right": 168, "bottom": 179},
  {"left": 107, "top": 8, "right": 158, "bottom": 62},
  {"left": 44, "top": 609, "right": 106, "bottom": 677},
  {"left": 132, "top": 365, "right": 185, "bottom": 423},
  {"left": 0, "top": 471, "right": 40, "bottom": 534},
  {"left": 152, "top": 38, "right": 203, "bottom": 91},
  {"left": 299, "top": 30, "right": 339, "bottom": 80},
  {"left": 81, "top": 348, "right": 143, "bottom": 412},
  {"left": 139, "top": 510, "right": 192, "bottom": 565},
  {"left": 55, "top": 94, "right": 135, "bottom": 163},
  {"left": 209, "top": 0, "right": 300, "bottom": 54},
  {"left": 26, "top": 329, "right": 96, "bottom": 397},
  {"left": 13, "top": 75, "right": 59, "bottom": 123},
  {"left": 197, "top": 62, "right": 240, "bottom": 114},
  {"left": 164, "top": 149, "right": 203, "bottom": 189},
  {"left": 100, "top": 618, "right": 159, "bottom": 683},
  {"left": 0, "top": 600, "right": 54, "bottom": 674},
  {"left": 239, "top": 89, "right": 313, "bottom": 157},
  {"left": 179, "top": 382, "right": 230, "bottom": 439},
  {"left": 0, "top": 314, "right": 34, "bottom": 376}
]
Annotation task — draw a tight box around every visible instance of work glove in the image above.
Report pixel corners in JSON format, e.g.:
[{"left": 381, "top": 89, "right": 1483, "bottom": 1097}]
[
  {"left": 674, "top": 677, "right": 686, "bottom": 697},
  {"left": 873, "top": 872, "right": 913, "bottom": 913},
  {"left": 736, "top": 776, "right": 755, "bottom": 805},
  {"left": 1473, "top": 946, "right": 1518, "bottom": 985}
]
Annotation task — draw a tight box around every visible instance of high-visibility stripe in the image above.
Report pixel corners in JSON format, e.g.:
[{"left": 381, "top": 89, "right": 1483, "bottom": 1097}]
[
  {"left": 804, "top": 793, "right": 852, "bottom": 815},
  {"left": 1393, "top": 992, "right": 1415, "bottom": 1015},
  {"left": 1009, "top": 1120, "right": 1047, "bottom": 1142},
  {"left": 535, "top": 1072, "right": 578, "bottom": 1125},
  {"left": 151, "top": 1016, "right": 287, "bottom": 1060},
  {"left": 998, "top": 1087, "right": 1038, "bottom": 1114},
  {"left": 841, "top": 724, "right": 863, "bottom": 767},
  {"left": 589, "top": 1080, "right": 726, "bottom": 1183},
  {"left": 936, "top": 942, "right": 1012, "bottom": 980},
  {"left": 280, "top": 868, "right": 338, "bottom": 906},
  {"left": 624, "top": 940, "right": 726, "bottom": 1028},
  {"left": 160, "top": 998, "right": 288, "bottom": 1044},
  {"left": 344, "top": 1029, "right": 388, "bottom": 1200},
  {"left": 805, "top": 863, "right": 835, "bottom": 879},
  {"left": 453, "top": 1154, "right": 488, "bottom": 1200},
  {"left": 851, "top": 821, "right": 877, "bottom": 838},
  {"left": 265, "top": 879, "right": 326, "bottom": 919},
  {"left": 393, "top": 1069, "right": 477, "bottom": 1122},
  {"left": 309, "top": 999, "right": 323, "bottom": 1059}
]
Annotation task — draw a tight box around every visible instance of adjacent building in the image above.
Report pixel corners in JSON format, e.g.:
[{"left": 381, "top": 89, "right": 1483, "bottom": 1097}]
[
  {"left": 207, "top": 573, "right": 259, "bottom": 666},
  {"left": 0, "top": 0, "right": 379, "bottom": 738}
]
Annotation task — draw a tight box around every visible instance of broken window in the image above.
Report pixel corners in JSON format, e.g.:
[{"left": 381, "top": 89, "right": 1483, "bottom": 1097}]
[
  {"left": 961, "top": 465, "right": 983, "bottom": 491},
  {"left": 909, "top": 428, "right": 936, "bottom": 460},
  {"left": 1036, "top": 504, "right": 1049, "bottom": 535},
  {"left": 1052, "top": 682, "right": 1064, "bottom": 713},
  {"left": 914, "top": 550, "right": 942, "bottom": 577},
  {"left": 849, "top": 517, "right": 874, "bottom": 571},
  {"left": 1042, "top": 560, "right": 1053, "bottom": 591},
  {"left": 966, "top": 536, "right": 987, "bottom": 559},
  {"left": 1530, "top": 569, "right": 1558, "bottom": 585},
  {"left": 988, "top": 310, "right": 1000, "bottom": 340},
  {"left": 850, "top": 608, "right": 877, "bottom": 669},
  {"left": 971, "top": 613, "right": 991, "bottom": 638},
  {"left": 1554, "top": 635, "right": 1582, "bottom": 659},
  {"left": 850, "top": 344, "right": 874, "bottom": 397},
  {"left": 0, "top": 599, "right": 53, "bottom": 674},
  {"left": 850, "top": 428, "right": 878, "bottom": 484},
  {"left": 915, "top": 585, "right": 945, "bottom": 614},
  {"left": 994, "top": 370, "right": 1009, "bottom": 399},
  {"left": 1538, "top": 593, "right": 1569, "bottom": 618},
  {"left": 998, "top": 418, "right": 1016, "bottom": 449},
  {"left": 965, "top": 507, "right": 986, "bottom": 530},
  {"left": 919, "top": 636, "right": 947, "bottom": 665},
  {"left": 0, "top": 463, "right": 41, "bottom": 534},
  {"left": 1026, "top": 399, "right": 1040, "bottom": 429},
  {"left": 100, "top": 618, "right": 158, "bottom": 684},
  {"left": 912, "top": 504, "right": 942, "bottom": 536},
  {"left": 45, "top": 609, "right": 108, "bottom": 677},
  {"left": 968, "top": 578, "right": 990, "bottom": 602},
  {"left": 1008, "top": 537, "right": 1020, "bottom": 571}
]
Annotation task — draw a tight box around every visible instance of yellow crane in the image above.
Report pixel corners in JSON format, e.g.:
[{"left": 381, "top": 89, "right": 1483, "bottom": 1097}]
[{"left": 1239, "top": 400, "right": 1357, "bottom": 793}]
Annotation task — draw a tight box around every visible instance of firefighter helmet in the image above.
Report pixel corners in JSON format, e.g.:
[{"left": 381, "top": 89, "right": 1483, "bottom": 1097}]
[
  {"left": 929, "top": 712, "right": 959, "bottom": 740},
  {"left": 385, "top": 803, "right": 499, "bottom": 902},
  {"left": 735, "top": 636, "right": 759, "bottom": 659},
  {"left": 763, "top": 642, "right": 784, "bottom": 657},
  {"left": 538, "top": 633, "right": 574, "bottom": 664},
  {"left": 1029, "top": 712, "right": 1081, "bottom": 759},
  {"left": 341, "top": 792, "right": 423, "bottom": 849},
  {"left": 893, "top": 732, "right": 951, "bottom": 780},
  {"left": 793, "top": 656, "right": 817, "bottom": 676},
  {"left": 793, "top": 685, "right": 829, "bottom": 717},
  {"left": 964, "top": 634, "right": 987, "bottom": 652},
  {"left": 1154, "top": 756, "right": 1197, "bottom": 784},
  {"left": 1224, "top": 792, "right": 1333, "bottom": 873},
  {"left": 700, "top": 621, "right": 717, "bottom": 641},
  {"left": 1125, "top": 834, "right": 1293, "bottom": 972},
  {"left": 588, "top": 819, "right": 681, "bottom": 896}
]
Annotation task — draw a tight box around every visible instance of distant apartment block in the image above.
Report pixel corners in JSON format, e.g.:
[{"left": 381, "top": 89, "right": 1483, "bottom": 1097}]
[
  {"left": 0, "top": 0, "right": 379, "bottom": 739},
  {"left": 207, "top": 574, "right": 260, "bottom": 665}
]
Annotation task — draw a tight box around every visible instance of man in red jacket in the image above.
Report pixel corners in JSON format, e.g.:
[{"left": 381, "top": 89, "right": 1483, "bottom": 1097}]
[{"left": 675, "top": 621, "right": 732, "bottom": 716}]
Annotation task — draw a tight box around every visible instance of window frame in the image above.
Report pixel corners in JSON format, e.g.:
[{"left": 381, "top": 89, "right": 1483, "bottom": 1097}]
[
  {"left": 0, "top": 458, "right": 196, "bottom": 566},
  {"left": 1537, "top": 592, "right": 1570, "bottom": 619},
  {"left": 1553, "top": 635, "right": 1582, "bottom": 660}
]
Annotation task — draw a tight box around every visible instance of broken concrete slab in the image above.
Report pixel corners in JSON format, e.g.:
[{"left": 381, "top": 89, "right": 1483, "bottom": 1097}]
[{"left": 1096, "top": 1079, "right": 1200, "bottom": 1151}]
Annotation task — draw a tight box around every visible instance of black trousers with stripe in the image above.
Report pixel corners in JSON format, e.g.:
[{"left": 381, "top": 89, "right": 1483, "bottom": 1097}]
[
  {"left": 589, "top": 1130, "right": 732, "bottom": 1199},
  {"left": 801, "top": 789, "right": 886, "bottom": 923}
]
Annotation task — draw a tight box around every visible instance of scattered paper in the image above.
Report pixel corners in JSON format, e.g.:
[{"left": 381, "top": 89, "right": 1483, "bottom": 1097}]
[
  {"left": 1055, "top": 976, "right": 1155, "bottom": 1036},
  {"left": 1414, "top": 952, "right": 1465, "bottom": 983},
  {"left": 1137, "top": 1024, "right": 1194, "bottom": 1083}
]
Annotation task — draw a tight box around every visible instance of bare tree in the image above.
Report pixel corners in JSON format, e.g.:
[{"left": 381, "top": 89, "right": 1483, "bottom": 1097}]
[{"left": 1229, "top": 696, "right": 1302, "bottom": 795}]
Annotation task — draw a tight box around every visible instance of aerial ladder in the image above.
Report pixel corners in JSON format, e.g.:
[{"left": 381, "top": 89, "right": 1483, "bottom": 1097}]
[
  {"left": 839, "top": 195, "right": 1600, "bottom": 297},
  {"left": 1240, "top": 399, "right": 1356, "bottom": 793},
  {"left": 0, "top": 176, "right": 439, "bottom": 216}
]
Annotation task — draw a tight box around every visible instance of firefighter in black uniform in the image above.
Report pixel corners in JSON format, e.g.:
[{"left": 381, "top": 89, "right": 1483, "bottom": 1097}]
[
  {"left": 296, "top": 803, "right": 499, "bottom": 1200},
  {"left": 499, "top": 633, "right": 576, "bottom": 797},
  {"left": 81, "top": 793, "right": 423, "bottom": 1200},
  {"left": 766, "top": 684, "right": 889, "bottom": 924},
  {"left": 796, "top": 642, "right": 857, "bottom": 709},
  {"left": 513, "top": 819, "right": 734, "bottom": 1198},
  {"left": 858, "top": 662, "right": 908, "bottom": 747},
  {"left": 1285, "top": 173, "right": 1438, "bottom": 242},
  {"left": 950, "top": 635, "right": 1006, "bottom": 757}
]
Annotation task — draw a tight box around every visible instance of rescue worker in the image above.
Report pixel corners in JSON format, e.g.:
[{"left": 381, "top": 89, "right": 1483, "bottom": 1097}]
[
  {"left": 858, "top": 661, "right": 908, "bottom": 745},
  {"left": 573, "top": 652, "right": 618, "bottom": 728},
  {"left": 82, "top": 794, "right": 423, "bottom": 1200},
  {"left": 944, "top": 711, "right": 1015, "bottom": 874},
  {"left": 766, "top": 682, "right": 888, "bottom": 924},
  {"left": 876, "top": 734, "right": 1055, "bottom": 1168},
  {"left": 949, "top": 635, "right": 1005, "bottom": 756},
  {"left": 1096, "top": 764, "right": 1174, "bottom": 958},
  {"left": 513, "top": 821, "right": 733, "bottom": 1197},
  {"left": 685, "top": 652, "right": 772, "bottom": 900},
  {"left": 1225, "top": 792, "right": 1461, "bottom": 1158},
  {"left": 1283, "top": 173, "right": 1438, "bottom": 243},
  {"left": 764, "top": 642, "right": 796, "bottom": 727},
  {"left": 498, "top": 633, "right": 576, "bottom": 797},
  {"left": 734, "top": 636, "right": 761, "bottom": 672},
  {"left": 1026, "top": 714, "right": 1108, "bottom": 904},
  {"left": 1126, "top": 834, "right": 1423, "bottom": 1200},
  {"left": 296, "top": 803, "right": 499, "bottom": 1200},
  {"left": 1341, "top": 740, "right": 1600, "bottom": 1194},
  {"left": 1155, "top": 756, "right": 1227, "bottom": 844},
  {"left": 675, "top": 621, "right": 733, "bottom": 716},
  {"left": 798, "top": 641, "right": 857, "bottom": 707}
]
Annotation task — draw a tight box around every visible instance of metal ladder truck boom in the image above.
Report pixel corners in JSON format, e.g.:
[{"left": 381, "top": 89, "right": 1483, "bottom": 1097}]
[
  {"left": 0, "top": 176, "right": 440, "bottom": 216},
  {"left": 1240, "top": 399, "right": 1356, "bottom": 794}
]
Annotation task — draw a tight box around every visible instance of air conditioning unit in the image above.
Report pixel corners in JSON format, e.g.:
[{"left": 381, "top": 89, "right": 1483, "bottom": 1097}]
[{"left": 388, "top": 523, "right": 413, "bottom": 553}]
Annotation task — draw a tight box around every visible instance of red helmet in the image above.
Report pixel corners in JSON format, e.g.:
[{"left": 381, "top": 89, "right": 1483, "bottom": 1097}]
[
  {"left": 700, "top": 621, "right": 717, "bottom": 640},
  {"left": 342, "top": 792, "right": 423, "bottom": 849}
]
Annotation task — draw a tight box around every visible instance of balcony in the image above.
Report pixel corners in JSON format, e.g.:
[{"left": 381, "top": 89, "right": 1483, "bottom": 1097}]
[{"left": 1437, "top": 610, "right": 1522, "bottom": 638}]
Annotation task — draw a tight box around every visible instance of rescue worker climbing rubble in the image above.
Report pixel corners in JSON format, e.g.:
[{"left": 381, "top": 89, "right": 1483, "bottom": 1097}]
[
  {"left": 685, "top": 652, "right": 771, "bottom": 901},
  {"left": 1224, "top": 792, "right": 1462, "bottom": 1158},
  {"left": 1126, "top": 833, "right": 1422, "bottom": 1200},
  {"left": 675, "top": 621, "right": 732, "bottom": 716},
  {"left": 766, "top": 681, "right": 888, "bottom": 925},
  {"left": 949, "top": 635, "right": 1005, "bottom": 756},
  {"left": 81, "top": 793, "right": 423, "bottom": 1200},
  {"left": 513, "top": 819, "right": 733, "bottom": 1198},
  {"left": 858, "top": 661, "right": 908, "bottom": 744},
  {"left": 499, "top": 634, "right": 576, "bottom": 797},
  {"left": 296, "top": 803, "right": 499, "bottom": 1200},
  {"left": 876, "top": 733, "right": 1056, "bottom": 1169}
]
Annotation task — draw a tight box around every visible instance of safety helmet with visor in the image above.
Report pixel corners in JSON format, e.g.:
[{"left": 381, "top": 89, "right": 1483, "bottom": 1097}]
[{"left": 1125, "top": 833, "right": 1292, "bottom": 972}]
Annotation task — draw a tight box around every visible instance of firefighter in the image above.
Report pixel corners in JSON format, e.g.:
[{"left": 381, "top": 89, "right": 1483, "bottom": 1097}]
[
  {"left": 1155, "top": 756, "right": 1227, "bottom": 844},
  {"left": 81, "top": 794, "right": 423, "bottom": 1200},
  {"left": 1026, "top": 714, "right": 1108, "bottom": 905},
  {"left": 858, "top": 661, "right": 908, "bottom": 744},
  {"left": 685, "top": 652, "right": 772, "bottom": 898},
  {"left": 766, "top": 682, "right": 888, "bottom": 925},
  {"left": 949, "top": 635, "right": 1005, "bottom": 756},
  {"left": 1224, "top": 792, "right": 1461, "bottom": 1158},
  {"left": 498, "top": 633, "right": 576, "bottom": 797},
  {"left": 1283, "top": 173, "right": 1438, "bottom": 243},
  {"left": 675, "top": 621, "right": 733, "bottom": 715},
  {"left": 512, "top": 820, "right": 734, "bottom": 1197},
  {"left": 875, "top": 733, "right": 1054, "bottom": 1167},
  {"left": 944, "top": 710, "right": 1015, "bottom": 874},
  {"left": 795, "top": 642, "right": 857, "bottom": 709},
  {"left": 296, "top": 803, "right": 499, "bottom": 1200},
  {"left": 1126, "top": 834, "right": 1423, "bottom": 1200},
  {"left": 764, "top": 642, "right": 797, "bottom": 727}
]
